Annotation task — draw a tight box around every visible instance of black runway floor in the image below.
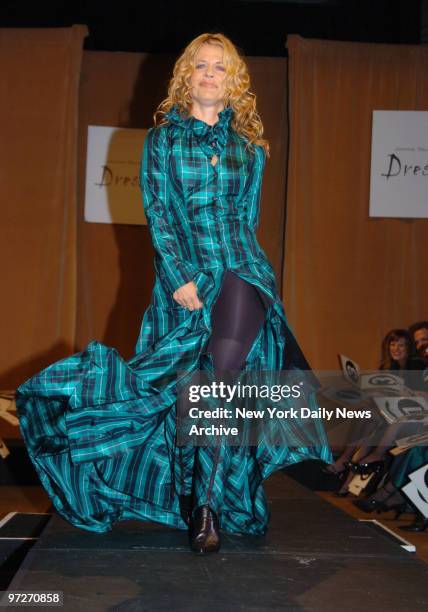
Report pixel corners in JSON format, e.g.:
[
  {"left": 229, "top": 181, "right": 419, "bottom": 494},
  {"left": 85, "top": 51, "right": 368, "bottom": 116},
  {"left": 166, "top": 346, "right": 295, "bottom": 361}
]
[{"left": 4, "top": 472, "right": 428, "bottom": 611}]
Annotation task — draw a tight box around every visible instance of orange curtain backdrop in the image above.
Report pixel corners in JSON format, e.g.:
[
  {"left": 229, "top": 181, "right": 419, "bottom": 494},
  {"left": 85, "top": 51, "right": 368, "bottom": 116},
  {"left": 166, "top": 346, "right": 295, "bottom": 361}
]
[
  {"left": 283, "top": 35, "right": 428, "bottom": 370},
  {"left": 0, "top": 25, "right": 88, "bottom": 388}
]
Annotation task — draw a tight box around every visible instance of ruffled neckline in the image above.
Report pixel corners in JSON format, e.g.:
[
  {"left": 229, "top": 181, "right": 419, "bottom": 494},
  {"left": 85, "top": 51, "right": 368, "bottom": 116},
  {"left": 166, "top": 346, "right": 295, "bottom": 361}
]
[
  {"left": 164, "top": 105, "right": 234, "bottom": 160},
  {"left": 165, "top": 104, "right": 234, "bottom": 137}
]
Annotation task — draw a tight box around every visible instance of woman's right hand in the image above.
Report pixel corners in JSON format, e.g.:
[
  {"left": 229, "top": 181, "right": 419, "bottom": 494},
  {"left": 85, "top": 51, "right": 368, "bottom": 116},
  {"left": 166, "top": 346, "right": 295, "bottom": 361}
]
[{"left": 173, "top": 281, "right": 203, "bottom": 311}]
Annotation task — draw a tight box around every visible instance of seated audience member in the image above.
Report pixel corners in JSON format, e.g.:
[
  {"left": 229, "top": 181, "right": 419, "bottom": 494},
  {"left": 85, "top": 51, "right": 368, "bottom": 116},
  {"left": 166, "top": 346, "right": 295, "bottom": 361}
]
[
  {"left": 324, "top": 329, "right": 426, "bottom": 495},
  {"left": 353, "top": 321, "right": 428, "bottom": 526},
  {"left": 409, "top": 320, "right": 428, "bottom": 363},
  {"left": 408, "top": 321, "right": 428, "bottom": 399}
]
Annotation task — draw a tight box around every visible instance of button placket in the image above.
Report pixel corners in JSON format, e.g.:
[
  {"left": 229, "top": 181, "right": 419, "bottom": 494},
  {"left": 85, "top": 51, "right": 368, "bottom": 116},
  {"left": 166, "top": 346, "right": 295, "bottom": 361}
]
[{"left": 210, "top": 152, "right": 226, "bottom": 266}]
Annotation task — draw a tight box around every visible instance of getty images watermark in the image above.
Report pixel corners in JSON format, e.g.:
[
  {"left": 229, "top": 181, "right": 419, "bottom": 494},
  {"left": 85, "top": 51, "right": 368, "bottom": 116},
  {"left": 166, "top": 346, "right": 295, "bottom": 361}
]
[{"left": 174, "top": 367, "right": 428, "bottom": 447}]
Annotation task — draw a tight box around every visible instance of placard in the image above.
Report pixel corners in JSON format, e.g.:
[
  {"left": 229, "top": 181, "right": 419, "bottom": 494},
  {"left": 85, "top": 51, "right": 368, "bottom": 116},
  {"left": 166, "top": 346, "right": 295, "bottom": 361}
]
[
  {"left": 369, "top": 111, "right": 428, "bottom": 218},
  {"left": 84, "top": 126, "right": 148, "bottom": 225}
]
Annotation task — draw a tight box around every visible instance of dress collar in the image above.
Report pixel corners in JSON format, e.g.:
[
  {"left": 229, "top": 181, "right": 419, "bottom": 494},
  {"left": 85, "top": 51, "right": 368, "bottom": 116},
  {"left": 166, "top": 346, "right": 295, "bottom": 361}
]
[{"left": 165, "top": 104, "right": 233, "bottom": 139}]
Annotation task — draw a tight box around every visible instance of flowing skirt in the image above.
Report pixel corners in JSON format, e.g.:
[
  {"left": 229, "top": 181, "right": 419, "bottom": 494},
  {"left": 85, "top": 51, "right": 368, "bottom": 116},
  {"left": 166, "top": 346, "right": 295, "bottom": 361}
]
[{"left": 16, "top": 260, "right": 332, "bottom": 535}]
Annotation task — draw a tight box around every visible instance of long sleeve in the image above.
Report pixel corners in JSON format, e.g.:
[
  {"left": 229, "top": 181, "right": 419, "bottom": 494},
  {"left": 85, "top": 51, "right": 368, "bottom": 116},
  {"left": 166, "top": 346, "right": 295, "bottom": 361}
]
[
  {"left": 245, "top": 144, "right": 266, "bottom": 232},
  {"left": 140, "top": 127, "right": 199, "bottom": 294}
]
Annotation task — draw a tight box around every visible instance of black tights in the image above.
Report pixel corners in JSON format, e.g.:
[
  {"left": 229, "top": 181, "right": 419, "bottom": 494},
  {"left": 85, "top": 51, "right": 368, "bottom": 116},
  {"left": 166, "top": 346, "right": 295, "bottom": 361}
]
[
  {"left": 206, "top": 269, "right": 268, "bottom": 377},
  {"left": 177, "top": 271, "right": 268, "bottom": 516}
]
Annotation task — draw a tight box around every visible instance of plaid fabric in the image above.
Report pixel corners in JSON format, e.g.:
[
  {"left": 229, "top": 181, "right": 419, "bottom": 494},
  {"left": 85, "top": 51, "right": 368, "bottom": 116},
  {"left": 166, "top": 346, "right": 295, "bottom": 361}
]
[{"left": 15, "top": 105, "right": 332, "bottom": 535}]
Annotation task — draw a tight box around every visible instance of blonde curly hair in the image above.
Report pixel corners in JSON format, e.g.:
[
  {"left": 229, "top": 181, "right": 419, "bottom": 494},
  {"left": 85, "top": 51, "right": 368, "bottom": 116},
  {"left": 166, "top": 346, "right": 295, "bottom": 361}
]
[{"left": 153, "top": 33, "right": 270, "bottom": 157}]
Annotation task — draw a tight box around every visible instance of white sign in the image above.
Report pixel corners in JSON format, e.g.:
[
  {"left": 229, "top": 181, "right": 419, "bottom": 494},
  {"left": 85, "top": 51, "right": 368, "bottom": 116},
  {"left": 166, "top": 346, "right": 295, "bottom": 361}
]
[
  {"left": 374, "top": 395, "right": 428, "bottom": 424},
  {"left": 369, "top": 111, "right": 428, "bottom": 218},
  {"left": 402, "top": 464, "right": 428, "bottom": 518},
  {"left": 84, "top": 126, "right": 148, "bottom": 225}
]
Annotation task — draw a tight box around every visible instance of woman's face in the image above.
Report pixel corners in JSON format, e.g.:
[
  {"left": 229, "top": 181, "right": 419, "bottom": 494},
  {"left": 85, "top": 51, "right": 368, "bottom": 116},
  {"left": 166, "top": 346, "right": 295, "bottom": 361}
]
[
  {"left": 189, "top": 43, "right": 227, "bottom": 108},
  {"left": 389, "top": 337, "right": 408, "bottom": 362}
]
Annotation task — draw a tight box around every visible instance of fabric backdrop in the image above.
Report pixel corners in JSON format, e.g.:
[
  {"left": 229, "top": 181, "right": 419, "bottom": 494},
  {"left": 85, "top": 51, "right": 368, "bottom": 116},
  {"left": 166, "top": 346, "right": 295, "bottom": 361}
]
[
  {"left": 2, "top": 29, "right": 427, "bottom": 387},
  {"left": 284, "top": 34, "right": 428, "bottom": 370},
  {"left": 0, "top": 25, "right": 88, "bottom": 389}
]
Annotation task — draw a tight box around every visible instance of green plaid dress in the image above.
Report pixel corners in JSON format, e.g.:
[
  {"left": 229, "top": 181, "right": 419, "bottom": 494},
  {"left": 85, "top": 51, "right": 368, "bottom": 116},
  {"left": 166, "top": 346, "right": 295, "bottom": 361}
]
[{"left": 15, "top": 104, "right": 332, "bottom": 535}]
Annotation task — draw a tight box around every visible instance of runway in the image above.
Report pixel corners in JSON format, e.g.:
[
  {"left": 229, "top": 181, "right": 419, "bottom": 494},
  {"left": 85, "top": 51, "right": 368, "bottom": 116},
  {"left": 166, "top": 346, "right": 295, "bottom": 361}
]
[{"left": 3, "top": 470, "right": 428, "bottom": 611}]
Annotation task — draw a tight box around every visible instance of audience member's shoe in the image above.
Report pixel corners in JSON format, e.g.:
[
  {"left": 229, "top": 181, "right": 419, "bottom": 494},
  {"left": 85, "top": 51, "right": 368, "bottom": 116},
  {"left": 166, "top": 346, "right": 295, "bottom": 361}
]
[
  {"left": 353, "top": 488, "right": 407, "bottom": 519},
  {"left": 353, "top": 497, "right": 407, "bottom": 518},
  {"left": 399, "top": 512, "right": 428, "bottom": 532},
  {"left": 190, "top": 504, "right": 221, "bottom": 553},
  {"left": 349, "top": 460, "right": 384, "bottom": 475},
  {"left": 321, "top": 462, "right": 345, "bottom": 476},
  {"left": 334, "top": 489, "right": 350, "bottom": 498}
]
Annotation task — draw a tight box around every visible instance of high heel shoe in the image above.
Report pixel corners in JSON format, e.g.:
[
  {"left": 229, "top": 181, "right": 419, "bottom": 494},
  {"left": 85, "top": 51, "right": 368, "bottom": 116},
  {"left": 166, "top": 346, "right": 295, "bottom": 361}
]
[
  {"left": 386, "top": 502, "right": 408, "bottom": 520},
  {"left": 353, "top": 494, "right": 407, "bottom": 519},
  {"left": 321, "top": 460, "right": 354, "bottom": 482},
  {"left": 349, "top": 460, "right": 384, "bottom": 475},
  {"left": 334, "top": 489, "right": 350, "bottom": 498},
  {"left": 320, "top": 461, "right": 348, "bottom": 476},
  {"left": 332, "top": 461, "right": 359, "bottom": 497},
  {"left": 399, "top": 512, "right": 428, "bottom": 532},
  {"left": 353, "top": 497, "right": 385, "bottom": 513},
  {"left": 189, "top": 504, "right": 221, "bottom": 553}
]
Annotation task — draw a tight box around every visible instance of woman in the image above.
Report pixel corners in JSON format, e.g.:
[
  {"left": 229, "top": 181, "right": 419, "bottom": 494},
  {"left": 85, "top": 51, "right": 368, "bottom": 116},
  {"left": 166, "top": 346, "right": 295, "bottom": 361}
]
[
  {"left": 351, "top": 329, "right": 426, "bottom": 468},
  {"left": 15, "top": 33, "right": 332, "bottom": 554},
  {"left": 380, "top": 329, "right": 426, "bottom": 380}
]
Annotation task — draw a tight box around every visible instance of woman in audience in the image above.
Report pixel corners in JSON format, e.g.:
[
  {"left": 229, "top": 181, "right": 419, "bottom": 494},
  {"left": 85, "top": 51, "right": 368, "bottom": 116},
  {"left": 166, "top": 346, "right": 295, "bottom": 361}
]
[{"left": 324, "top": 329, "right": 426, "bottom": 495}]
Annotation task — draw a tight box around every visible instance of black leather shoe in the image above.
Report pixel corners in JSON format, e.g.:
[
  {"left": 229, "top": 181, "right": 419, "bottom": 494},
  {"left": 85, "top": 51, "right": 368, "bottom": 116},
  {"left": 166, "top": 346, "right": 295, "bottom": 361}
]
[
  {"left": 353, "top": 497, "right": 386, "bottom": 513},
  {"left": 353, "top": 492, "right": 407, "bottom": 518},
  {"left": 399, "top": 514, "right": 428, "bottom": 532},
  {"left": 189, "top": 504, "right": 221, "bottom": 553}
]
